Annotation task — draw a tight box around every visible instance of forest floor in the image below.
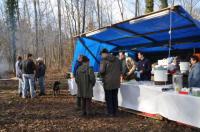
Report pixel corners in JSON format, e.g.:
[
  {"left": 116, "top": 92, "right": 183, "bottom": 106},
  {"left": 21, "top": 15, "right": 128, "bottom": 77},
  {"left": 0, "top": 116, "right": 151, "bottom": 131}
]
[{"left": 0, "top": 71, "right": 200, "bottom": 132}]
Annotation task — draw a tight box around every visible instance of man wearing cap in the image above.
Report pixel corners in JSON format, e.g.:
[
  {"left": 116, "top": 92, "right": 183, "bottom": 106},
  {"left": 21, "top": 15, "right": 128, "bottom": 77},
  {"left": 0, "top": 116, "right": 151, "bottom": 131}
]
[
  {"left": 36, "top": 57, "right": 46, "bottom": 96},
  {"left": 100, "top": 49, "right": 121, "bottom": 117}
]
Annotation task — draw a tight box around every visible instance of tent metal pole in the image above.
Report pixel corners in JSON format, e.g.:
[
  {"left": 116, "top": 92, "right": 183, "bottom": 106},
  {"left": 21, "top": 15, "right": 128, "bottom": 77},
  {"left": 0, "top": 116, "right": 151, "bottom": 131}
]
[
  {"left": 78, "top": 37, "right": 100, "bottom": 64},
  {"left": 168, "top": 7, "right": 172, "bottom": 57},
  {"left": 193, "top": 48, "right": 196, "bottom": 54}
]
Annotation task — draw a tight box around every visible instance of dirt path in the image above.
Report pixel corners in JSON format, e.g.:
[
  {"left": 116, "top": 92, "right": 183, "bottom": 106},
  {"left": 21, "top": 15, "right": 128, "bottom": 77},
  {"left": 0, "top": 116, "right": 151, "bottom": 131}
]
[{"left": 0, "top": 77, "right": 199, "bottom": 132}]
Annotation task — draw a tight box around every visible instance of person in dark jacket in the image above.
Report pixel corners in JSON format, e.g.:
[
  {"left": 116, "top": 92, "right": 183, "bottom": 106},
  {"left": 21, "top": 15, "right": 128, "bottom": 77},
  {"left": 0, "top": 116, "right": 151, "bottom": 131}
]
[
  {"left": 22, "top": 53, "right": 36, "bottom": 98},
  {"left": 100, "top": 49, "right": 121, "bottom": 117},
  {"left": 75, "top": 56, "right": 96, "bottom": 116},
  {"left": 188, "top": 55, "right": 200, "bottom": 88},
  {"left": 36, "top": 57, "right": 46, "bottom": 96},
  {"left": 73, "top": 55, "right": 83, "bottom": 110},
  {"left": 136, "top": 52, "right": 151, "bottom": 81}
]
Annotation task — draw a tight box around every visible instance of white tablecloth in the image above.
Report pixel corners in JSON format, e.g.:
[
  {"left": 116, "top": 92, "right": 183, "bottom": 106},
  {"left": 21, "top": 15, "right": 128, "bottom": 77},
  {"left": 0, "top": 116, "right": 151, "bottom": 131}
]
[
  {"left": 67, "top": 79, "right": 77, "bottom": 95},
  {"left": 68, "top": 79, "right": 200, "bottom": 128}
]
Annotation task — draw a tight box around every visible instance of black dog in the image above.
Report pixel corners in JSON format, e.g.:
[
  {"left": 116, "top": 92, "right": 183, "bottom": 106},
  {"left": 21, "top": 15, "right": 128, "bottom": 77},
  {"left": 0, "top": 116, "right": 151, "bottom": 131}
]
[{"left": 53, "top": 81, "right": 61, "bottom": 96}]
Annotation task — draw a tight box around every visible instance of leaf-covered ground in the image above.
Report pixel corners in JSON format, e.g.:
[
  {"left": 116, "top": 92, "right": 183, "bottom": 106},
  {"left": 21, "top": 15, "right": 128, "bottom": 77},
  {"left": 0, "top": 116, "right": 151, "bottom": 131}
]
[{"left": 0, "top": 75, "right": 199, "bottom": 132}]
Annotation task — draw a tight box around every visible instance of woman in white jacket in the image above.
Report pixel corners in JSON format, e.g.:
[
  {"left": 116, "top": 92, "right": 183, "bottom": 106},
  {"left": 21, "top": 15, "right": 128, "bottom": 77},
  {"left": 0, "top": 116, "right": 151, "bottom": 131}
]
[{"left": 15, "top": 56, "right": 23, "bottom": 97}]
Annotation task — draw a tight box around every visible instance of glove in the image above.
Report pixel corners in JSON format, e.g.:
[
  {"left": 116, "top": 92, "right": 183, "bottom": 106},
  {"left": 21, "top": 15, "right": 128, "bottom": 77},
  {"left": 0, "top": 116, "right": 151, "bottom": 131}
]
[{"left": 134, "top": 71, "right": 141, "bottom": 79}]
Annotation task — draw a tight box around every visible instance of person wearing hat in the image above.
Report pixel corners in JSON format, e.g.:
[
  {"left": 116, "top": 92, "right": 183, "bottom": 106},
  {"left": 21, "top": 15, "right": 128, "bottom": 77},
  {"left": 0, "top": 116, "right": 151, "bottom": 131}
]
[
  {"left": 36, "top": 57, "right": 46, "bottom": 96},
  {"left": 100, "top": 48, "right": 121, "bottom": 117},
  {"left": 75, "top": 56, "right": 96, "bottom": 116}
]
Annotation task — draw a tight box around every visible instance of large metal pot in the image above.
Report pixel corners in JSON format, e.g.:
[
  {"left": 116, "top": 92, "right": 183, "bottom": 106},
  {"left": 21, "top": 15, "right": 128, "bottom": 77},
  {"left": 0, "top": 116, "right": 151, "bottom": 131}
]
[
  {"left": 173, "top": 74, "right": 183, "bottom": 91},
  {"left": 154, "top": 66, "right": 168, "bottom": 85},
  {"left": 154, "top": 69, "right": 168, "bottom": 82}
]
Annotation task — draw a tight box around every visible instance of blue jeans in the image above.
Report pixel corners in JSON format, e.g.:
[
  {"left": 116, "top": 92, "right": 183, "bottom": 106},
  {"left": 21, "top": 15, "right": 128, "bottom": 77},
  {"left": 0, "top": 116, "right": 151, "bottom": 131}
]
[
  {"left": 22, "top": 74, "right": 36, "bottom": 98},
  {"left": 38, "top": 76, "right": 45, "bottom": 94}
]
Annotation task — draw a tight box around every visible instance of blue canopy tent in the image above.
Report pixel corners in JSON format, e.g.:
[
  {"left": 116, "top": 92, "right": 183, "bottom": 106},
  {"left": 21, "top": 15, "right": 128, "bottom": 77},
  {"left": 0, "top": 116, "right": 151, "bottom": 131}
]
[{"left": 72, "top": 5, "right": 200, "bottom": 72}]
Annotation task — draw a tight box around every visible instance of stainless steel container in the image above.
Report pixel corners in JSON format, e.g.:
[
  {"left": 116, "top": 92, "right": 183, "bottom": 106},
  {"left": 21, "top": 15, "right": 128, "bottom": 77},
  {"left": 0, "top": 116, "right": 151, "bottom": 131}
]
[{"left": 173, "top": 74, "right": 183, "bottom": 92}]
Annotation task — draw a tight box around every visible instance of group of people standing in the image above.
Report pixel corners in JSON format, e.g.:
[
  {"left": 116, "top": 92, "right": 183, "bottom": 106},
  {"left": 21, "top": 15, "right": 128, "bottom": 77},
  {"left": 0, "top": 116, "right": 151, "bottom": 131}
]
[
  {"left": 15, "top": 53, "right": 46, "bottom": 98},
  {"left": 119, "top": 51, "right": 151, "bottom": 81},
  {"left": 73, "top": 48, "right": 152, "bottom": 117}
]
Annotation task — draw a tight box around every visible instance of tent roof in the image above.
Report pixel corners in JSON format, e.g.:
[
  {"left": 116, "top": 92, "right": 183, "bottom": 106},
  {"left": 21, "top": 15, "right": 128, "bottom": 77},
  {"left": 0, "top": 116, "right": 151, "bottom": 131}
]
[
  {"left": 75, "top": 5, "right": 200, "bottom": 52},
  {"left": 72, "top": 5, "right": 200, "bottom": 72}
]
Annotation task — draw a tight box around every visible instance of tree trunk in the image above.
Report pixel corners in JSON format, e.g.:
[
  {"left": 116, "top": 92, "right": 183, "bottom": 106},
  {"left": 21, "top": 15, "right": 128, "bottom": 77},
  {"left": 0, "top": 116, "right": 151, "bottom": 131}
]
[
  {"left": 82, "top": 0, "right": 86, "bottom": 33},
  {"left": 171, "top": 0, "right": 175, "bottom": 6},
  {"left": 57, "top": 0, "right": 63, "bottom": 69},
  {"left": 6, "top": 0, "right": 18, "bottom": 72},
  {"left": 117, "top": 0, "right": 124, "bottom": 20},
  {"left": 97, "top": 0, "right": 101, "bottom": 28},
  {"left": 135, "top": 0, "right": 139, "bottom": 17},
  {"left": 10, "top": 17, "right": 17, "bottom": 72},
  {"left": 24, "top": 0, "right": 31, "bottom": 25},
  {"left": 189, "top": 0, "right": 193, "bottom": 14},
  {"left": 145, "top": 0, "right": 154, "bottom": 14},
  {"left": 33, "top": 0, "right": 39, "bottom": 57},
  {"left": 159, "top": 0, "right": 168, "bottom": 9},
  {"left": 76, "top": 0, "right": 81, "bottom": 34}
]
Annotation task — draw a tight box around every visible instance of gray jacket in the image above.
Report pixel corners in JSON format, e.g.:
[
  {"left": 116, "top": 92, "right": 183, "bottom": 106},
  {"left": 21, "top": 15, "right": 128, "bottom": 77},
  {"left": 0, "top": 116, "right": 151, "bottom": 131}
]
[
  {"left": 76, "top": 63, "right": 96, "bottom": 98},
  {"left": 100, "top": 54, "right": 121, "bottom": 90},
  {"left": 188, "top": 62, "right": 200, "bottom": 88}
]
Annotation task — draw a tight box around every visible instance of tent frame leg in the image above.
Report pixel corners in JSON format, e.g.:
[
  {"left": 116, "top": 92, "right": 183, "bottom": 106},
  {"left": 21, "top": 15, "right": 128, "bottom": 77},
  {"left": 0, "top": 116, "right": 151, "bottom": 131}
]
[{"left": 78, "top": 37, "right": 100, "bottom": 64}]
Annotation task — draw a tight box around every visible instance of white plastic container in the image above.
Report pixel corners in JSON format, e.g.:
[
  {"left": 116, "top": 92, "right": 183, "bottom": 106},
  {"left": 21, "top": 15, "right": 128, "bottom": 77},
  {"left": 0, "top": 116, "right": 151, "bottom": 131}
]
[
  {"left": 154, "top": 69, "right": 168, "bottom": 82},
  {"left": 192, "top": 88, "right": 200, "bottom": 97},
  {"left": 179, "top": 62, "right": 190, "bottom": 74}
]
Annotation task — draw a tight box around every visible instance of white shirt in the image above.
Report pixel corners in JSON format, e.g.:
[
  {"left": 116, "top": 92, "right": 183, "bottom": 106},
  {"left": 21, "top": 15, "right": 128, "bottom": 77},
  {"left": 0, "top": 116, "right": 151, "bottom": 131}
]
[{"left": 15, "top": 60, "right": 22, "bottom": 77}]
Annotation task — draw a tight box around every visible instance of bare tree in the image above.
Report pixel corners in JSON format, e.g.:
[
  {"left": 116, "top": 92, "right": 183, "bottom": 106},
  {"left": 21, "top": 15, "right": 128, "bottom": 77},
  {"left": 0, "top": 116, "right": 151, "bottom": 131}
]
[
  {"left": 82, "top": 0, "right": 86, "bottom": 33},
  {"left": 145, "top": 0, "right": 154, "bottom": 13},
  {"left": 57, "top": 0, "right": 63, "bottom": 68},
  {"left": 76, "top": 0, "right": 81, "bottom": 34},
  {"left": 117, "top": 0, "right": 124, "bottom": 20},
  {"left": 97, "top": 0, "right": 101, "bottom": 28},
  {"left": 135, "top": 0, "right": 139, "bottom": 17},
  {"left": 6, "top": 0, "right": 18, "bottom": 71},
  {"left": 160, "top": 0, "right": 168, "bottom": 9},
  {"left": 33, "top": 0, "right": 39, "bottom": 57}
]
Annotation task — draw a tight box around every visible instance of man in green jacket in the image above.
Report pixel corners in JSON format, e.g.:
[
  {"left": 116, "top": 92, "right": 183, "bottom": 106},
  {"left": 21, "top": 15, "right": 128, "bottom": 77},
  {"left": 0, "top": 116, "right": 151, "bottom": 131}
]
[
  {"left": 75, "top": 56, "right": 96, "bottom": 116},
  {"left": 100, "top": 49, "right": 121, "bottom": 117}
]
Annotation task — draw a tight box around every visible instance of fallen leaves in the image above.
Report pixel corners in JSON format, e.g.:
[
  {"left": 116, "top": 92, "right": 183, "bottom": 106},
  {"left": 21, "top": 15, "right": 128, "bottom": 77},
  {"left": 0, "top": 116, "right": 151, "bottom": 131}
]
[{"left": 0, "top": 79, "right": 199, "bottom": 132}]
